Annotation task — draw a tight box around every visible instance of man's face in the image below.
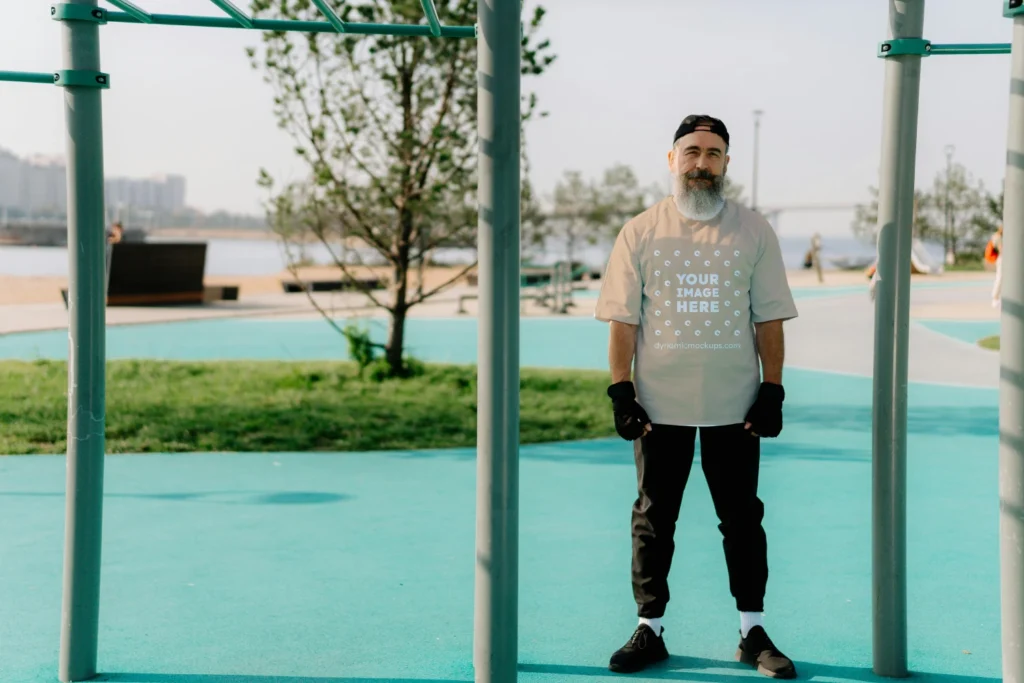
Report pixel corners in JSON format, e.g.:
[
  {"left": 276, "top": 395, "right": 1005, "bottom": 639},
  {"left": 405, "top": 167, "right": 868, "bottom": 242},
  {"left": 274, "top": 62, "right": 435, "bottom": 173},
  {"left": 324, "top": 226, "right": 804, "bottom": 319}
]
[
  {"left": 667, "top": 129, "right": 730, "bottom": 219},
  {"left": 668, "top": 130, "right": 729, "bottom": 182}
]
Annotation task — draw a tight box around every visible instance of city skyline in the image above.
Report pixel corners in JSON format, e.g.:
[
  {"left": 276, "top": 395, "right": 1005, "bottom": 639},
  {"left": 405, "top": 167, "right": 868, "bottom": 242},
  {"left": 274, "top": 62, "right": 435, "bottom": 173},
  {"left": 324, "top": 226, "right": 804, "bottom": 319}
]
[{"left": 0, "top": 146, "right": 188, "bottom": 217}]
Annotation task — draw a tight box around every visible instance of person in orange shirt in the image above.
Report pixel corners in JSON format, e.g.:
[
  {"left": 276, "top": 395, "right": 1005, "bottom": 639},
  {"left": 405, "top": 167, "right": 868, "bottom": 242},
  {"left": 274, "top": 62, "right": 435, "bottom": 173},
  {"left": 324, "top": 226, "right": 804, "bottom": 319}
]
[{"left": 990, "top": 225, "right": 1003, "bottom": 308}]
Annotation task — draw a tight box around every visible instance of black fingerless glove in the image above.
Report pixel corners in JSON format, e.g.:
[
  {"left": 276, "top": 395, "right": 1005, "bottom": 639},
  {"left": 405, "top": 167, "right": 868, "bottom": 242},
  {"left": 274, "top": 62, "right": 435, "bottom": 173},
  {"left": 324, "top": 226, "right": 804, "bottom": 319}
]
[
  {"left": 744, "top": 382, "right": 785, "bottom": 438},
  {"left": 607, "top": 381, "right": 651, "bottom": 441}
]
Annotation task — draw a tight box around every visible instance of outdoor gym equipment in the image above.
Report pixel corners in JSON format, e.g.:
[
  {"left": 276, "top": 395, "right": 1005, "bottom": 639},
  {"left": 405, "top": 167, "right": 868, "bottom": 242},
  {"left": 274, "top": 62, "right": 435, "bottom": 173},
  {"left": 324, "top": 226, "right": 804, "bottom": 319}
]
[
  {"left": 873, "top": 1, "right": 1021, "bottom": 680},
  {"left": 5, "top": 0, "right": 1024, "bottom": 682},
  {"left": 0, "top": 1, "right": 520, "bottom": 682}
]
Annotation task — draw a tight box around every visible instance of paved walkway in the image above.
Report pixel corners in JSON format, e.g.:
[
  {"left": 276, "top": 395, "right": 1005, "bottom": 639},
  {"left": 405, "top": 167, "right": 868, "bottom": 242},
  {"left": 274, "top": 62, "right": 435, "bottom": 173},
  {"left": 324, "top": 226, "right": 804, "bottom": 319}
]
[
  {"left": 0, "top": 272, "right": 1001, "bottom": 388},
  {"left": 785, "top": 281, "right": 998, "bottom": 387}
]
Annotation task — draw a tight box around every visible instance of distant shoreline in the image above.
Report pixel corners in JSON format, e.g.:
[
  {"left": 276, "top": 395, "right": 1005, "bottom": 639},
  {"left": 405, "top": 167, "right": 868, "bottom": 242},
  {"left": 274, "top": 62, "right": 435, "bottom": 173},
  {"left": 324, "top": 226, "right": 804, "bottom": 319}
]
[{"left": 147, "top": 227, "right": 276, "bottom": 241}]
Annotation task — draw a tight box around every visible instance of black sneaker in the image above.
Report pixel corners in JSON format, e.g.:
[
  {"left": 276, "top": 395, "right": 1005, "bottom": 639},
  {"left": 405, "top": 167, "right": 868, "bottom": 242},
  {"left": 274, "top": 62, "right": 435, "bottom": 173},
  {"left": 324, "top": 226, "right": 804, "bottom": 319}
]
[
  {"left": 608, "top": 624, "right": 669, "bottom": 673},
  {"left": 736, "top": 625, "right": 797, "bottom": 679}
]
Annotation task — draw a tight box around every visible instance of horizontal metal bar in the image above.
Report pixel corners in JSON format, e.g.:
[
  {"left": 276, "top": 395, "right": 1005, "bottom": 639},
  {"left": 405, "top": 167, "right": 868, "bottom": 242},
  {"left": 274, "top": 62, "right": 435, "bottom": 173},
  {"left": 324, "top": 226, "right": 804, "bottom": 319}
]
[
  {"left": 311, "top": 0, "right": 347, "bottom": 33},
  {"left": 103, "top": 11, "right": 475, "bottom": 37},
  {"left": 105, "top": 0, "right": 153, "bottom": 24},
  {"left": 207, "top": 0, "right": 253, "bottom": 29},
  {"left": 0, "top": 70, "right": 55, "bottom": 85},
  {"left": 420, "top": 0, "right": 442, "bottom": 37},
  {"left": 928, "top": 42, "right": 1012, "bottom": 55}
]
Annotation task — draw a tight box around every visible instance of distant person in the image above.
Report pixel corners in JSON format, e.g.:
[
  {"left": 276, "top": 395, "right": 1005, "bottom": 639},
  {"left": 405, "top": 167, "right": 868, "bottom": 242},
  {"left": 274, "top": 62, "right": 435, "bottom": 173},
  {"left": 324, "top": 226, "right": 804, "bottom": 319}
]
[
  {"left": 106, "top": 221, "right": 123, "bottom": 245},
  {"left": 808, "top": 233, "right": 823, "bottom": 283},
  {"left": 866, "top": 262, "right": 878, "bottom": 301},
  {"left": 991, "top": 225, "right": 1003, "bottom": 309},
  {"left": 105, "top": 222, "right": 123, "bottom": 296},
  {"left": 594, "top": 114, "right": 799, "bottom": 678}
]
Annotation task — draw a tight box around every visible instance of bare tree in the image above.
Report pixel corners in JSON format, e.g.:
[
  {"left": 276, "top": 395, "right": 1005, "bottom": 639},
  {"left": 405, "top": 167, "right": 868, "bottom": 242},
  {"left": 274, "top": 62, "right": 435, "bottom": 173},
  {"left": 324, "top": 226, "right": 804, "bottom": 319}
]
[{"left": 249, "top": 0, "right": 555, "bottom": 376}]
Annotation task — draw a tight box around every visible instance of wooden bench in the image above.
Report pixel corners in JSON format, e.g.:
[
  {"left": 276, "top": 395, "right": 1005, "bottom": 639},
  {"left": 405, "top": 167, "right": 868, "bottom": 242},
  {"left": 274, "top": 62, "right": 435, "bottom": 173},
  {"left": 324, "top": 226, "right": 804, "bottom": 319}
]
[
  {"left": 60, "top": 242, "right": 240, "bottom": 308},
  {"left": 280, "top": 278, "right": 386, "bottom": 293}
]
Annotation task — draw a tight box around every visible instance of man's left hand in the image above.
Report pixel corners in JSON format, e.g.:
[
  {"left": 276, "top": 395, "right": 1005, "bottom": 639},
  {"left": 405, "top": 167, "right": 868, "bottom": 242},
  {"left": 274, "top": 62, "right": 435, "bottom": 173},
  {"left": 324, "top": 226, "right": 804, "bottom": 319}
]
[{"left": 744, "top": 382, "right": 785, "bottom": 438}]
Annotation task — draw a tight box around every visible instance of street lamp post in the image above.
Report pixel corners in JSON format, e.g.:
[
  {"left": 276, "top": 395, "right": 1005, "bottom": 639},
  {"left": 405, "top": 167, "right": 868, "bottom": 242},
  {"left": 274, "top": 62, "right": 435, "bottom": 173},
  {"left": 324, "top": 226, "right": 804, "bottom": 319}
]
[{"left": 752, "top": 109, "right": 764, "bottom": 212}]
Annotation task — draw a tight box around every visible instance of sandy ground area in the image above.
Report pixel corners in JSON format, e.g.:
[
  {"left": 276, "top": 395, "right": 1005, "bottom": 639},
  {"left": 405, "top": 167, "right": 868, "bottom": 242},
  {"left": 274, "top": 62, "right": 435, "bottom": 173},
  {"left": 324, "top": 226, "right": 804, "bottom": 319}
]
[
  {"left": 0, "top": 264, "right": 998, "bottom": 336},
  {"left": 0, "top": 264, "right": 991, "bottom": 306},
  {"left": 0, "top": 264, "right": 476, "bottom": 306}
]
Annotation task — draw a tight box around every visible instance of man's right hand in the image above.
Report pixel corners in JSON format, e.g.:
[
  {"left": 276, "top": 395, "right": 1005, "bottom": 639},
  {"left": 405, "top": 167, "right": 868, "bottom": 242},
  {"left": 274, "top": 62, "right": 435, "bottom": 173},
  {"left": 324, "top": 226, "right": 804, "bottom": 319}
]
[{"left": 607, "top": 381, "right": 652, "bottom": 441}]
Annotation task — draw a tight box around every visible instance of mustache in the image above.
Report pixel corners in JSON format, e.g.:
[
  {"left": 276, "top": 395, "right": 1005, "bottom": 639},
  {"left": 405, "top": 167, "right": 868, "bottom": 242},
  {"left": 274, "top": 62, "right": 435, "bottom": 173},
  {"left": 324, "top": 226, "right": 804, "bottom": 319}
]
[{"left": 685, "top": 169, "right": 717, "bottom": 181}]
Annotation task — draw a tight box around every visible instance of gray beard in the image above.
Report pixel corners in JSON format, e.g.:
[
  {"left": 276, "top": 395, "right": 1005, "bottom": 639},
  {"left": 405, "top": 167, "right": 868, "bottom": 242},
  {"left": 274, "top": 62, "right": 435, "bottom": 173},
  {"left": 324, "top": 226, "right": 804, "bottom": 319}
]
[{"left": 673, "top": 174, "right": 726, "bottom": 221}]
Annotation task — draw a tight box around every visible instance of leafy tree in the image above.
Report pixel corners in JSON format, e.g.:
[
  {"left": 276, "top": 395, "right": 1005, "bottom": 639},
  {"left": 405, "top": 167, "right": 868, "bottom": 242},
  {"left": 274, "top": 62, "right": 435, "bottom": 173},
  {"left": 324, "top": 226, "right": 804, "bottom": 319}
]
[
  {"left": 926, "top": 162, "right": 990, "bottom": 258},
  {"left": 248, "top": 0, "right": 555, "bottom": 376},
  {"left": 723, "top": 176, "right": 746, "bottom": 205},
  {"left": 850, "top": 185, "right": 934, "bottom": 244},
  {"left": 545, "top": 163, "right": 660, "bottom": 264},
  {"left": 850, "top": 162, "right": 995, "bottom": 260},
  {"left": 550, "top": 170, "right": 597, "bottom": 267}
]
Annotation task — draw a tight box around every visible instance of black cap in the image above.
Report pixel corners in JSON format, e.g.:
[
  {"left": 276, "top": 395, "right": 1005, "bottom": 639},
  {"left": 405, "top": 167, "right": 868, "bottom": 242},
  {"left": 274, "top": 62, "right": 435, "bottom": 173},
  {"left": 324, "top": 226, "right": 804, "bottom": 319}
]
[{"left": 673, "top": 114, "right": 729, "bottom": 147}]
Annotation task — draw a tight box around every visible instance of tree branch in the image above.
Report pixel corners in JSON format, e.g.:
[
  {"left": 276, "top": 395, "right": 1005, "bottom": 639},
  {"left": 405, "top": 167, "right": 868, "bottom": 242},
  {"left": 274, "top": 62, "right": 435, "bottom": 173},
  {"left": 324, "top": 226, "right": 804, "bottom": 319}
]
[
  {"left": 409, "top": 260, "right": 479, "bottom": 306},
  {"left": 413, "top": 48, "right": 461, "bottom": 190},
  {"left": 304, "top": 207, "right": 394, "bottom": 312}
]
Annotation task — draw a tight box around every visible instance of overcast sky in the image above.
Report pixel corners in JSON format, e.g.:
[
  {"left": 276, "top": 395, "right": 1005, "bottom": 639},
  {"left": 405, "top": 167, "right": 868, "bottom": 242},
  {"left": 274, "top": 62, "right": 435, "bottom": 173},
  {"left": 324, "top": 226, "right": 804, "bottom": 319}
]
[{"left": 0, "top": 0, "right": 1017, "bottom": 237}]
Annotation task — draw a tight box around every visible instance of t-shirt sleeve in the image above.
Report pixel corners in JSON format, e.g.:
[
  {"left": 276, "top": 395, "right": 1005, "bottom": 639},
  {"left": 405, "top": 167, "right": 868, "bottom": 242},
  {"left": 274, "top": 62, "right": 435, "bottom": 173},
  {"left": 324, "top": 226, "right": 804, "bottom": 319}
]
[
  {"left": 750, "top": 221, "right": 799, "bottom": 323},
  {"left": 594, "top": 225, "right": 643, "bottom": 325}
]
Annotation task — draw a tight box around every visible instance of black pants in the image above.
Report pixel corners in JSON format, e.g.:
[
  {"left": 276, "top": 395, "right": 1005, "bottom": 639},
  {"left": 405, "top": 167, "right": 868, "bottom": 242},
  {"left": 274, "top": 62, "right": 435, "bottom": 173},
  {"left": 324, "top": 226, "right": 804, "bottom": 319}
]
[{"left": 631, "top": 423, "right": 767, "bottom": 617}]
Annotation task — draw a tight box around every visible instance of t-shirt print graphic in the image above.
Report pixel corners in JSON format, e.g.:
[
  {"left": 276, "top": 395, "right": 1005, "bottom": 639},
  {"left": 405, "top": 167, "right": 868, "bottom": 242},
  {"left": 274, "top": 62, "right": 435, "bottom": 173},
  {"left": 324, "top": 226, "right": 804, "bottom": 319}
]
[{"left": 647, "top": 245, "right": 746, "bottom": 345}]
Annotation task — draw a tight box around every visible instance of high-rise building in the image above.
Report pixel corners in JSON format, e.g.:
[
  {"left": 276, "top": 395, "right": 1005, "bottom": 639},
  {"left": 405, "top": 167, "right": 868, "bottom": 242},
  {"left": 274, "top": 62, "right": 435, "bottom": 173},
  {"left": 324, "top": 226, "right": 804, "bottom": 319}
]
[
  {"left": 104, "top": 173, "right": 187, "bottom": 212},
  {"left": 0, "top": 147, "right": 187, "bottom": 217},
  {"left": 0, "top": 149, "right": 21, "bottom": 210}
]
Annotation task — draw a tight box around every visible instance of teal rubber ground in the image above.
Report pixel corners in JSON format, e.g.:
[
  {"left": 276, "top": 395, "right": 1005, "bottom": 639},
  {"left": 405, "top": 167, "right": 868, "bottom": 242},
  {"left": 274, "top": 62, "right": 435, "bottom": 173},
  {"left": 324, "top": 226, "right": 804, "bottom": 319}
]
[
  {"left": 917, "top": 319, "right": 1001, "bottom": 345},
  {"left": 0, "top": 365, "right": 1001, "bottom": 682}
]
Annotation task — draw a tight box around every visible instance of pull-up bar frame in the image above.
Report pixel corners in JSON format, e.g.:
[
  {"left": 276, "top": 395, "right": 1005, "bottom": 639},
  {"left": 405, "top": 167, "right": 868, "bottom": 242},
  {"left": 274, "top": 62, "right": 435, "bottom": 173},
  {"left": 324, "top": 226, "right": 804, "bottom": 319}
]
[
  {"left": 879, "top": 39, "right": 1013, "bottom": 56},
  {"left": 872, "top": 1, "right": 1024, "bottom": 681},
  {"left": 1, "top": 2, "right": 520, "bottom": 683}
]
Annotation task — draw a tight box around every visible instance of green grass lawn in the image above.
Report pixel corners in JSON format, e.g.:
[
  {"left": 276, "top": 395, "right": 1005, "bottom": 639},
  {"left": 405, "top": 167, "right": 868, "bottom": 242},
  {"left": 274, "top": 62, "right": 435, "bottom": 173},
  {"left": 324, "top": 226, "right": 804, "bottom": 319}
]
[
  {"left": 0, "top": 360, "right": 617, "bottom": 455},
  {"left": 980, "top": 335, "right": 1000, "bottom": 350}
]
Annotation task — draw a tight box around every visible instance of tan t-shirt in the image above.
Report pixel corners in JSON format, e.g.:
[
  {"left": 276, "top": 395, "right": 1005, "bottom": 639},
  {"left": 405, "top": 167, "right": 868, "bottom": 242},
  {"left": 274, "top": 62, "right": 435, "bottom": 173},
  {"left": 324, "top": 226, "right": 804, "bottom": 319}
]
[{"left": 594, "top": 196, "right": 798, "bottom": 426}]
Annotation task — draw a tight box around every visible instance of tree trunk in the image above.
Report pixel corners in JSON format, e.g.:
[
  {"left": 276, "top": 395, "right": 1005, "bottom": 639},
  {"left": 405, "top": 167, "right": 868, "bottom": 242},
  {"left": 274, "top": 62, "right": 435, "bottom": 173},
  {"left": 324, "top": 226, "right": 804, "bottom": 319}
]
[
  {"left": 386, "top": 241, "right": 411, "bottom": 376},
  {"left": 385, "top": 52, "right": 415, "bottom": 378},
  {"left": 386, "top": 299, "right": 408, "bottom": 376}
]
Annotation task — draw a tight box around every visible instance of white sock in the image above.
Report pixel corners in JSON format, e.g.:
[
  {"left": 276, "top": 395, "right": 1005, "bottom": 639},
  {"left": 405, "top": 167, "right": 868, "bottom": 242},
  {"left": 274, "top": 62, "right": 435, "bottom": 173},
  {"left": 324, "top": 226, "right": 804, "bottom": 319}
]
[
  {"left": 740, "top": 612, "right": 763, "bottom": 638},
  {"left": 638, "top": 616, "right": 662, "bottom": 636}
]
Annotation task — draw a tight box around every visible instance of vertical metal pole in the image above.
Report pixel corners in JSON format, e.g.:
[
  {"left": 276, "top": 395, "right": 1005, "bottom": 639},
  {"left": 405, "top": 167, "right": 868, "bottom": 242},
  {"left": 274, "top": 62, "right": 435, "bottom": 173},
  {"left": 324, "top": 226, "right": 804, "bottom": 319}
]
[
  {"left": 871, "top": 0, "right": 924, "bottom": 677},
  {"left": 474, "top": 0, "right": 521, "bottom": 682},
  {"left": 751, "top": 109, "right": 763, "bottom": 212},
  {"left": 58, "top": 1, "right": 108, "bottom": 681},
  {"left": 1001, "top": 11, "right": 1024, "bottom": 683}
]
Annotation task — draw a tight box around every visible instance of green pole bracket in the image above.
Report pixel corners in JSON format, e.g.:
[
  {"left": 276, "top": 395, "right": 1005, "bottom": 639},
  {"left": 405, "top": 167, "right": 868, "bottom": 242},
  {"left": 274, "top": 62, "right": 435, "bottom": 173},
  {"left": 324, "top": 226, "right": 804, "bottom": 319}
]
[
  {"left": 51, "top": 3, "right": 107, "bottom": 23},
  {"left": 878, "top": 38, "right": 931, "bottom": 58},
  {"left": 1006, "top": 0, "right": 1024, "bottom": 18},
  {"left": 54, "top": 70, "right": 111, "bottom": 89}
]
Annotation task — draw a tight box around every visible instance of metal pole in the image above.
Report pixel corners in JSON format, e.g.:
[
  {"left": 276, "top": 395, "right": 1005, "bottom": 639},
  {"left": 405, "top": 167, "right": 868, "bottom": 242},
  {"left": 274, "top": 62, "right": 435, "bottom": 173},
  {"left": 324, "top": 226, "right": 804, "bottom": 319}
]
[
  {"left": 474, "top": 0, "right": 521, "bottom": 681},
  {"left": 871, "top": 0, "right": 924, "bottom": 676},
  {"left": 57, "top": 1, "right": 108, "bottom": 680},
  {"left": 752, "top": 109, "right": 763, "bottom": 211},
  {"left": 1001, "top": 11, "right": 1024, "bottom": 683}
]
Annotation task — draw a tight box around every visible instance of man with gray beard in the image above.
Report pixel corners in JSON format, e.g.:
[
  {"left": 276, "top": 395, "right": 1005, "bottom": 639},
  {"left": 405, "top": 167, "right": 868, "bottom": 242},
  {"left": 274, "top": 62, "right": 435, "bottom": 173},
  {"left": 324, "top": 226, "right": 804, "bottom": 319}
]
[{"left": 594, "top": 115, "right": 799, "bottom": 677}]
